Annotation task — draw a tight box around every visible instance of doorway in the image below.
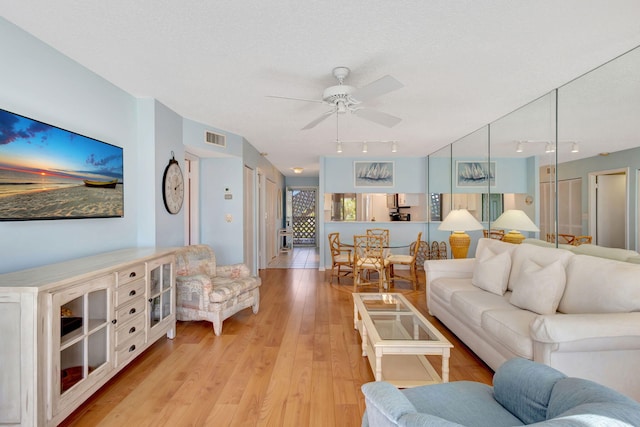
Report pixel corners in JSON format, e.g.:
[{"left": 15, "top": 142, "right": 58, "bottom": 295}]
[
  {"left": 286, "top": 187, "right": 318, "bottom": 247},
  {"left": 183, "top": 153, "right": 200, "bottom": 246},
  {"left": 589, "top": 169, "right": 628, "bottom": 248}
]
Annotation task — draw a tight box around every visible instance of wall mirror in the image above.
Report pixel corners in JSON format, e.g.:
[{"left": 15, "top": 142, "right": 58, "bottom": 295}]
[
  {"left": 556, "top": 45, "right": 640, "bottom": 249},
  {"left": 427, "top": 144, "right": 452, "bottom": 242}
]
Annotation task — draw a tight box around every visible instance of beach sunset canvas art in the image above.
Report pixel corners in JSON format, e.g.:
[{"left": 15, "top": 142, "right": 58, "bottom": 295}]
[{"left": 0, "top": 108, "right": 123, "bottom": 220}]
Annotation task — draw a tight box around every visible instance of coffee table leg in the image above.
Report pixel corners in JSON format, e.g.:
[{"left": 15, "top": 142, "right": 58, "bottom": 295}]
[
  {"left": 442, "top": 349, "right": 450, "bottom": 383},
  {"left": 375, "top": 348, "right": 383, "bottom": 381},
  {"left": 353, "top": 302, "right": 358, "bottom": 330},
  {"left": 361, "top": 324, "right": 368, "bottom": 356}
]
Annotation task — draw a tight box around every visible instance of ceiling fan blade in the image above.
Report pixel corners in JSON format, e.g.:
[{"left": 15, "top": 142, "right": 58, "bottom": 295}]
[
  {"left": 266, "top": 95, "right": 324, "bottom": 104},
  {"left": 353, "top": 108, "right": 402, "bottom": 128},
  {"left": 301, "top": 110, "right": 335, "bottom": 130},
  {"left": 351, "top": 75, "right": 403, "bottom": 102}
]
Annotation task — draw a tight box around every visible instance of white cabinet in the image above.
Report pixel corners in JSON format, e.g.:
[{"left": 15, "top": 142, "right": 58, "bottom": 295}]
[{"left": 0, "top": 248, "right": 176, "bottom": 427}]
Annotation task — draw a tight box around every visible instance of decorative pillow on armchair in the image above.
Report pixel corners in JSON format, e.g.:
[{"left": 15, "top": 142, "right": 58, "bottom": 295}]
[
  {"left": 472, "top": 248, "right": 512, "bottom": 295},
  {"left": 510, "top": 259, "right": 566, "bottom": 315}
]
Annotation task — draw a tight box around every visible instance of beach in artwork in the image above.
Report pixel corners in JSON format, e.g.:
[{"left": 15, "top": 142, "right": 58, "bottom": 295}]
[
  {"left": 0, "top": 108, "right": 124, "bottom": 220},
  {"left": 0, "top": 184, "right": 123, "bottom": 219}
]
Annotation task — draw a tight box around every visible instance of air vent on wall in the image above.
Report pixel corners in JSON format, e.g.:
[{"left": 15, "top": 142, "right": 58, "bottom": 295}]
[{"left": 204, "top": 130, "right": 226, "bottom": 148}]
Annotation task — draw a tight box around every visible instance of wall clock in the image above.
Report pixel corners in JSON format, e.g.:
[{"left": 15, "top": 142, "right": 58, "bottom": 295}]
[{"left": 162, "top": 153, "right": 184, "bottom": 214}]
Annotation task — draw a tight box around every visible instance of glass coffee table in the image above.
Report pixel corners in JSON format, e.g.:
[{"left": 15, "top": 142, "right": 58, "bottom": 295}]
[{"left": 353, "top": 293, "right": 453, "bottom": 387}]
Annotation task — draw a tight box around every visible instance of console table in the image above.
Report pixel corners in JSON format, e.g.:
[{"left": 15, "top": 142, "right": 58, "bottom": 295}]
[{"left": 0, "top": 248, "right": 176, "bottom": 427}]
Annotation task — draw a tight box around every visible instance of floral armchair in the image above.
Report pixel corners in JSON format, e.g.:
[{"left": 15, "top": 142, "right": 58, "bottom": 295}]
[{"left": 175, "top": 245, "right": 261, "bottom": 335}]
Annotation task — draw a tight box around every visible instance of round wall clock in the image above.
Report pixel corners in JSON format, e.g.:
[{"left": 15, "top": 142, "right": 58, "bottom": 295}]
[{"left": 162, "top": 154, "right": 184, "bottom": 214}]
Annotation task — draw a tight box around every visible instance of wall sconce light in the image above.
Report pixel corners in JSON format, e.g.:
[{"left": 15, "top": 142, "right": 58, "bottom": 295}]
[
  {"left": 391, "top": 141, "right": 398, "bottom": 153},
  {"left": 571, "top": 142, "right": 580, "bottom": 153},
  {"left": 336, "top": 141, "right": 343, "bottom": 153},
  {"left": 516, "top": 141, "right": 524, "bottom": 153},
  {"left": 362, "top": 141, "right": 368, "bottom": 153},
  {"left": 292, "top": 167, "right": 304, "bottom": 174}
]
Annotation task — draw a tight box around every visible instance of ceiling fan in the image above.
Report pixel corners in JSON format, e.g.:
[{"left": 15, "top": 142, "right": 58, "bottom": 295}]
[{"left": 268, "top": 67, "right": 404, "bottom": 130}]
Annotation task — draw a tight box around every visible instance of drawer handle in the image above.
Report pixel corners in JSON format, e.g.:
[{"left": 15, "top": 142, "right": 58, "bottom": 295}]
[
  {"left": 129, "top": 345, "right": 136, "bottom": 352},
  {"left": 129, "top": 272, "right": 136, "bottom": 278},
  {"left": 129, "top": 290, "right": 137, "bottom": 297},
  {"left": 129, "top": 308, "right": 136, "bottom": 315},
  {"left": 129, "top": 326, "right": 136, "bottom": 334}
]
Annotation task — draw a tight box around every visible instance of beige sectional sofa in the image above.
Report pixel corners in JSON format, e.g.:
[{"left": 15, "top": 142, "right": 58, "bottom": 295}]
[{"left": 425, "top": 238, "right": 640, "bottom": 400}]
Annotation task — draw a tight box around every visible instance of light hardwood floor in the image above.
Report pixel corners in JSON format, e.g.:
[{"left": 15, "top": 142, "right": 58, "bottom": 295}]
[{"left": 60, "top": 268, "right": 492, "bottom": 427}]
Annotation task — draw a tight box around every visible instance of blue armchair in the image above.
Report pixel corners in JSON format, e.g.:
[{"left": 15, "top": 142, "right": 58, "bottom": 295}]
[{"left": 361, "top": 358, "right": 640, "bottom": 426}]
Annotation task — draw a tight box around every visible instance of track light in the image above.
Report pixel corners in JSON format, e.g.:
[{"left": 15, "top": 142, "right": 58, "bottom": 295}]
[
  {"left": 545, "top": 142, "right": 555, "bottom": 153},
  {"left": 571, "top": 142, "right": 579, "bottom": 153},
  {"left": 362, "top": 141, "right": 368, "bottom": 153},
  {"left": 336, "top": 141, "right": 342, "bottom": 153},
  {"left": 516, "top": 141, "right": 524, "bottom": 153},
  {"left": 391, "top": 141, "right": 397, "bottom": 153}
]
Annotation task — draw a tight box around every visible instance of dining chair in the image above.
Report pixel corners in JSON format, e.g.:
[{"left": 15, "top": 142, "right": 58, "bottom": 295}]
[
  {"left": 572, "top": 235, "right": 593, "bottom": 246},
  {"left": 558, "top": 233, "right": 576, "bottom": 245},
  {"left": 410, "top": 238, "right": 430, "bottom": 270},
  {"left": 439, "top": 241, "right": 448, "bottom": 259},
  {"left": 430, "top": 241, "right": 440, "bottom": 260},
  {"left": 366, "top": 228, "right": 391, "bottom": 257},
  {"left": 328, "top": 232, "right": 353, "bottom": 284},
  {"left": 483, "top": 229, "right": 505, "bottom": 240},
  {"left": 353, "top": 234, "right": 390, "bottom": 292},
  {"left": 387, "top": 232, "right": 422, "bottom": 290}
]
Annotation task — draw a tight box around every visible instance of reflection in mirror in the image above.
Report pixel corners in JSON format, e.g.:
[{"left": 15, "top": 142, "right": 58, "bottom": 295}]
[
  {"left": 557, "top": 45, "right": 640, "bottom": 250},
  {"left": 451, "top": 126, "right": 489, "bottom": 223},
  {"left": 489, "top": 91, "right": 557, "bottom": 244},
  {"left": 428, "top": 144, "right": 452, "bottom": 242}
]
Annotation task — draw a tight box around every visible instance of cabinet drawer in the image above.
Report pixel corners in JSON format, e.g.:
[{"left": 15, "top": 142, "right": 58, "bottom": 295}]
[
  {"left": 115, "top": 333, "right": 145, "bottom": 367},
  {"left": 115, "top": 297, "right": 146, "bottom": 326},
  {"left": 115, "top": 313, "right": 146, "bottom": 347},
  {"left": 115, "top": 279, "right": 145, "bottom": 307},
  {"left": 117, "top": 264, "right": 146, "bottom": 287}
]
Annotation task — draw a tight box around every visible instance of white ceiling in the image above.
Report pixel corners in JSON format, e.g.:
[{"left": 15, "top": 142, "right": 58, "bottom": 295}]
[{"left": 2, "top": 1, "right": 640, "bottom": 177}]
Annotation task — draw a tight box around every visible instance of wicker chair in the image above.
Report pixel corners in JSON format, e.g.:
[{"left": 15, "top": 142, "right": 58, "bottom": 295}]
[
  {"left": 328, "top": 232, "right": 353, "bottom": 283},
  {"left": 353, "top": 234, "right": 390, "bottom": 292},
  {"left": 387, "top": 232, "right": 423, "bottom": 290}
]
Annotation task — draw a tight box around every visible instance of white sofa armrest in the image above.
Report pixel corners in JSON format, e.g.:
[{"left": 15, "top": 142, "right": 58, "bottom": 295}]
[
  {"left": 531, "top": 312, "right": 640, "bottom": 343},
  {"left": 424, "top": 258, "right": 474, "bottom": 286}
]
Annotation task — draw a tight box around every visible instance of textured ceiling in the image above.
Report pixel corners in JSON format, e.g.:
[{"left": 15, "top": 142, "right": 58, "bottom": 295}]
[{"left": 2, "top": 1, "right": 640, "bottom": 176}]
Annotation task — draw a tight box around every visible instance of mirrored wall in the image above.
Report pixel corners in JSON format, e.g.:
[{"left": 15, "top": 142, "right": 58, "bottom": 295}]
[{"left": 428, "top": 44, "right": 640, "bottom": 252}]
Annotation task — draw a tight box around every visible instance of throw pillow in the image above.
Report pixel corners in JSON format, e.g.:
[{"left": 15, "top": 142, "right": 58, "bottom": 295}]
[
  {"left": 510, "top": 259, "right": 566, "bottom": 315},
  {"left": 472, "top": 249, "right": 512, "bottom": 295}
]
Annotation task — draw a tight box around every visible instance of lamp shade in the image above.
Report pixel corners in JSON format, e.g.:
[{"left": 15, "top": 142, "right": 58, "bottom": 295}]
[
  {"left": 491, "top": 210, "right": 539, "bottom": 232},
  {"left": 438, "top": 209, "right": 483, "bottom": 232}
]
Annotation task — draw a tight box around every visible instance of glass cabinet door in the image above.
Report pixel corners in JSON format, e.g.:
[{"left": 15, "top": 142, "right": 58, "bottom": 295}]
[
  {"left": 52, "top": 275, "right": 113, "bottom": 413},
  {"left": 148, "top": 258, "right": 174, "bottom": 329}
]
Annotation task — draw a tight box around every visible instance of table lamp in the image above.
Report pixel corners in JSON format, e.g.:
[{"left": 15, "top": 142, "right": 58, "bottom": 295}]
[
  {"left": 438, "top": 209, "right": 483, "bottom": 258},
  {"left": 491, "top": 209, "right": 540, "bottom": 244}
]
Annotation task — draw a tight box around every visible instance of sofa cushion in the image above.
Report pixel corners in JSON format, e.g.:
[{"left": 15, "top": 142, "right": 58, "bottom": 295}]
[
  {"left": 508, "top": 244, "right": 573, "bottom": 291},
  {"left": 430, "top": 277, "right": 476, "bottom": 304},
  {"left": 402, "top": 381, "right": 525, "bottom": 427},
  {"left": 493, "top": 358, "right": 566, "bottom": 425},
  {"left": 559, "top": 254, "right": 640, "bottom": 314},
  {"left": 472, "top": 249, "right": 512, "bottom": 295},
  {"left": 509, "top": 259, "right": 566, "bottom": 315},
  {"left": 482, "top": 309, "right": 537, "bottom": 359},
  {"left": 547, "top": 377, "right": 640, "bottom": 424},
  {"left": 570, "top": 244, "right": 640, "bottom": 262},
  {"left": 451, "top": 290, "right": 515, "bottom": 328}
]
